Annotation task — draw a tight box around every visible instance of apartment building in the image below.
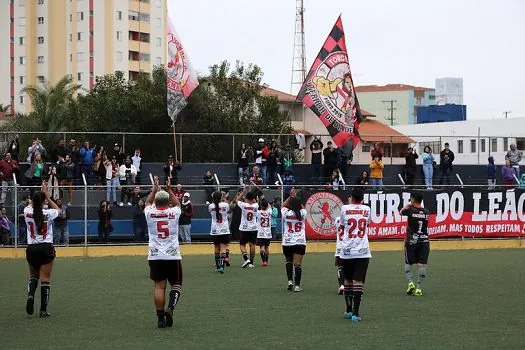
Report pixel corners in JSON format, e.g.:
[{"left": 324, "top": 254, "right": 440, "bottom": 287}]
[{"left": 0, "top": 0, "right": 167, "bottom": 114}]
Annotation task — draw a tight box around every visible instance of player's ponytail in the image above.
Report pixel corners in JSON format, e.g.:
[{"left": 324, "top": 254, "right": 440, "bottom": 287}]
[
  {"left": 32, "top": 191, "right": 46, "bottom": 234},
  {"left": 289, "top": 197, "right": 302, "bottom": 221},
  {"left": 212, "top": 191, "right": 222, "bottom": 222},
  {"left": 260, "top": 198, "right": 269, "bottom": 210}
]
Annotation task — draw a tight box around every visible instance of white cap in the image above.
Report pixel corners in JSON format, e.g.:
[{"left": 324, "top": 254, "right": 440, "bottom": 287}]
[
  {"left": 258, "top": 138, "right": 264, "bottom": 142},
  {"left": 183, "top": 192, "right": 190, "bottom": 198}
]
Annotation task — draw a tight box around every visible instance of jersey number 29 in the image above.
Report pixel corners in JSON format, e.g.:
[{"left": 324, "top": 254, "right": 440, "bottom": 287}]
[{"left": 340, "top": 218, "right": 367, "bottom": 238}]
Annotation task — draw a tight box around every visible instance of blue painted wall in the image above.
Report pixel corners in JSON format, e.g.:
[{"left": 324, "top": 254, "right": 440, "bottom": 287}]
[{"left": 416, "top": 104, "right": 467, "bottom": 123}]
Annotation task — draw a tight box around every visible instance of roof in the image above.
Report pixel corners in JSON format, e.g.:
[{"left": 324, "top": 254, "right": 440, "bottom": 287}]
[
  {"left": 260, "top": 87, "right": 297, "bottom": 103},
  {"left": 355, "top": 84, "right": 434, "bottom": 93},
  {"left": 359, "top": 119, "right": 414, "bottom": 144}
]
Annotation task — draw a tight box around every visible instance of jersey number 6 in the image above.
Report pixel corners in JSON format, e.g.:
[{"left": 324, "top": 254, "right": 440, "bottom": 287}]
[{"left": 157, "top": 221, "right": 169, "bottom": 239}]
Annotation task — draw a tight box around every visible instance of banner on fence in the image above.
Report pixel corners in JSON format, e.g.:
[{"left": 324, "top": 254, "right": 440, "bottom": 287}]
[{"left": 301, "top": 189, "right": 525, "bottom": 240}]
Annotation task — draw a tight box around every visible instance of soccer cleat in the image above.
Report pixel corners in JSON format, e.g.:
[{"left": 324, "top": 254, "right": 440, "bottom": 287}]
[
  {"left": 261, "top": 261, "right": 268, "bottom": 267},
  {"left": 247, "top": 264, "right": 255, "bottom": 268},
  {"left": 165, "top": 310, "right": 173, "bottom": 328},
  {"left": 294, "top": 286, "right": 302, "bottom": 292},
  {"left": 351, "top": 315, "right": 361, "bottom": 322},
  {"left": 218, "top": 267, "right": 224, "bottom": 274},
  {"left": 406, "top": 282, "right": 416, "bottom": 295},
  {"left": 39, "top": 311, "right": 51, "bottom": 318},
  {"left": 241, "top": 260, "right": 251, "bottom": 268},
  {"left": 414, "top": 288, "right": 423, "bottom": 296},
  {"left": 157, "top": 319, "right": 167, "bottom": 328},
  {"left": 344, "top": 312, "right": 353, "bottom": 319},
  {"left": 26, "top": 297, "right": 34, "bottom": 315},
  {"left": 224, "top": 259, "right": 231, "bottom": 267},
  {"left": 287, "top": 281, "right": 294, "bottom": 291},
  {"left": 338, "top": 285, "right": 344, "bottom": 295}
]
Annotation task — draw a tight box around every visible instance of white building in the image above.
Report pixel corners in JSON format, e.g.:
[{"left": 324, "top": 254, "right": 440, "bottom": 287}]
[
  {"left": 435, "top": 78, "right": 463, "bottom": 105},
  {"left": 393, "top": 118, "right": 525, "bottom": 165}
]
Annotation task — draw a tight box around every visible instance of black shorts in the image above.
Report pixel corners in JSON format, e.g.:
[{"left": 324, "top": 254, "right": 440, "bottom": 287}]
[
  {"left": 239, "top": 231, "right": 257, "bottom": 245},
  {"left": 256, "top": 238, "right": 271, "bottom": 247},
  {"left": 335, "top": 256, "right": 342, "bottom": 267},
  {"left": 405, "top": 242, "right": 430, "bottom": 265},
  {"left": 341, "top": 258, "right": 370, "bottom": 283},
  {"left": 148, "top": 260, "right": 183, "bottom": 286},
  {"left": 26, "top": 243, "right": 56, "bottom": 268},
  {"left": 213, "top": 234, "right": 230, "bottom": 245},
  {"left": 282, "top": 244, "right": 306, "bottom": 257}
]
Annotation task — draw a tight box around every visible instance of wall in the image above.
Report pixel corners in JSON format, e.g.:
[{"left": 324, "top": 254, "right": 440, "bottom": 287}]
[
  {"left": 417, "top": 104, "right": 467, "bottom": 123},
  {"left": 357, "top": 90, "right": 411, "bottom": 125}
]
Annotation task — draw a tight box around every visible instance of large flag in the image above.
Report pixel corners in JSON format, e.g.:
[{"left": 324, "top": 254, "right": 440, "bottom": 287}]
[
  {"left": 166, "top": 0, "right": 199, "bottom": 121},
  {"left": 298, "top": 16, "right": 362, "bottom": 151}
]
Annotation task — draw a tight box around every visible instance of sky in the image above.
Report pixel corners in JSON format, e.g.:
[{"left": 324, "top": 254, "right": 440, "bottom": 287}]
[{"left": 172, "top": 0, "right": 525, "bottom": 120}]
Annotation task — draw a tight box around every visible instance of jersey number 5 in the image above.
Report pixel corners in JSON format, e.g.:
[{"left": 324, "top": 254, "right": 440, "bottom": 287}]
[
  {"left": 157, "top": 221, "right": 169, "bottom": 239},
  {"left": 345, "top": 218, "right": 367, "bottom": 238},
  {"left": 28, "top": 221, "right": 47, "bottom": 240}
]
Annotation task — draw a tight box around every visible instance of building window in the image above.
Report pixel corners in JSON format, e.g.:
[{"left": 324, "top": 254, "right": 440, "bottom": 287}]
[
  {"left": 37, "top": 56, "right": 44, "bottom": 63},
  {"left": 139, "top": 12, "right": 150, "bottom": 22},
  {"left": 19, "top": 37, "right": 24, "bottom": 45},
  {"left": 156, "top": 37, "right": 161, "bottom": 47},
  {"left": 156, "top": 18, "right": 161, "bottom": 27},
  {"left": 490, "top": 138, "right": 497, "bottom": 152},
  {"left": 116, "top": 31, "right": 122, "bottom": 41},
  {"left": 156, "top": 0, "right": 162, "bottom": 7},
  {"left": 361, "top": 145, "right": 371, "bottom": 153},
  {"left": 77, "top": 52, "right": 84, "bottom": 61},
  {"left": 516, "top": 138, "right": 525, "bottom": 151},
  {"left": 77, "top": 72, "right": 83, "bottom": 81},
  {"left": 116, "top": 51, "right": 123, "bottom": 62},
  {"left": 77, "top": 32, "right": 83, "bottom": 41},
  {"left": 429, "top": 95, "right": 435, "bottom": 100},
  {"left": 19, "top": 96, "right": 24, "bottom": 104},
  {"left": 19, "top": 76, "right": 25, "bottom": 84},
  {"left": 38, "top": 36, "right": 44, "bottom": 44},
  {"left": 19, "top": 17, "right": 26, "bottom": 26},
  {"left": 77, "top": 12, "right": 84, "bottom": 21},
  {"left": 418, "top": 141, "right": 441, "bottom": 155},
  {"left": 70, "top": 54, "right": 73, "bottom": 61},
  {"left": 128, "top": 10, "right": 139, "bottom": 21},
  {"left": 37, "top": 76, "right": 45, "bottom": 83},
  {"left": 19, "top": 0, "right": 25, "bottom": 6},
  {"left": 503, "top": 137, "right": 509, "bottom": 151},
  {"left": 38, "top": 17, "right": 44, "bottom": 24},
  {"left": 70, "top": 14, "right": 72, "bottom": 22},
  {"left": 69, "top": 34, "right": 73, "bottom": 41},
  {"left": 19, "top": 56, "right": 25, "bottom": 65},
  {"left": 457, "top": 140, "right": 464, "bottom": 154},
  {"left": 117, "top": 11, "right": 122, "bottom": 20},
  {"left": 156, "top": 57, "right": 162, "bottom": 65},
  {"left": 38, "top": 0, "right": 44, "bottom": 4},
  {"left": 140, "top": 53, "right": 150, "bottom": 62},
  {"left": 481, "top": 139, "right": 486, "bottom": 153},
  {"left": 470, "top": 139, "right": 476, "bottom": 153}
]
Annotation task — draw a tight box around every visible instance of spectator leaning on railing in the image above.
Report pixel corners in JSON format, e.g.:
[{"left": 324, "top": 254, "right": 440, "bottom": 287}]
[
  {"left": 0, "top": 152, "right": 19, "bottom": 206},
  {"left": 505, "top": 144, "right": 522, "bottom": 177}
]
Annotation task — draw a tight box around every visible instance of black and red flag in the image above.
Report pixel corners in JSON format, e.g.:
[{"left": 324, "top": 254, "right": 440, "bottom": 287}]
[{"left": 298, "top": 16, "right": 362, "bottom": 152}]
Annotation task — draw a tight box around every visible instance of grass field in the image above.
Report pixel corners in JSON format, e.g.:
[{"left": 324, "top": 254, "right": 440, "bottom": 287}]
[{"left": 1, "top": 249, "right": 524, "bottom": 349}]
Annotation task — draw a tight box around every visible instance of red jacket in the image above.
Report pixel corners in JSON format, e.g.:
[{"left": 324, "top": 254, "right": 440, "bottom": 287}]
[{"left": 0, "top": 159, "right": 19, "bottom": 181}]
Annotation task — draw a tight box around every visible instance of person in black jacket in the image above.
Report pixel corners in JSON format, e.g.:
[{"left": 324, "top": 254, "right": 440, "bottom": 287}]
[
  {"left": 355, "top": 170, "right": 369, "bottom": 188},
  {"left": 323, "top": 141, "right": 340, "bottom": 180},
  {"left": 203, "top": 169, "right": 215, "bottom": 204},
  {"left": 6, "top": 136, "right": 20, "bottom": 161},
  {"left": 237, "top": 143, "right": 250, "bottom": 185},
  {"left": 310, "top": 136, "right": 323, "bottom": 181},
  {"left": 267, "top": 140, "right": 280, "bottom": 185},
  {"left": 439, "top": 143, "right": 455, "bottom": 186},
  {"left": 53, "top": 199, "right": 70, "bottom": 246},
  {"left": 178, "top": 193, "right": 193, "bottom": 243},
  {"left": 163, "top": 155, "right": 182, "bottom": 185},
  {"left": 404, "top": 147, "right": 419, "bottom": 186},
  {"left": 97, "top": 200, "right": 113, "bottom": 243},
  {"left": 133, "top": 199, "right": 148, "bottom": 242}
]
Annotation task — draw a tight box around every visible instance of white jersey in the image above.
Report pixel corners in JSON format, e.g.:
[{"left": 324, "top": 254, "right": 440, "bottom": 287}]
[
  {"left": 145, "top": 205, "right": 182, "bottom": 260},
  {"left": 238, "top": 201, "right": 258, "bottom": 232},
  {"left": 339, "top": 204, "right": 372, "bottom": 259},
  {"left": 256, "top": 207, "right": 273, "bottom": 239},
  {"left": 24, "top": 207, "right": 59, "bottom": 245},
  {"left": 281, "top": 208, "right": 308, "bottom": 246},
  {"left": 335, "top": 217, "right": 343, "bottom": 257},
  {"left": 209, "top": 202, "right": 230, "bottom": 236}
]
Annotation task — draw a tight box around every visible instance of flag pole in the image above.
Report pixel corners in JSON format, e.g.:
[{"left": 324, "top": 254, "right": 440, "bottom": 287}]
[{"left": 172, "top": 123, "right": 178, "bottom": 161}]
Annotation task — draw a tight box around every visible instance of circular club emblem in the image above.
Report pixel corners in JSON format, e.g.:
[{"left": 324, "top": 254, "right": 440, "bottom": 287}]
[
  {"left": 305, "top": 192, "right": 344, "bottom": 235},
  {"left": 310, "top": 52, "right": 358, "bottom": 133}
]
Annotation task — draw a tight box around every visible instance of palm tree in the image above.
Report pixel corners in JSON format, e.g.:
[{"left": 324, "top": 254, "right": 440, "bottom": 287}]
[{"left": 21, "top": 75, "right": 82, "bottom": 132}]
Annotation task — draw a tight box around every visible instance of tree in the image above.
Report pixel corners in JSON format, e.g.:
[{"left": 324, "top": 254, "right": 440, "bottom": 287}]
[{"left": 0, "top": 104, "right": 9, "bottom": 113}]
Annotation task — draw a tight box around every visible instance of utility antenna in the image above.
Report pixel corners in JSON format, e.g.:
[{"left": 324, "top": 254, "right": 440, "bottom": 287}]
[{"left": 290, "top": 0, "right": 306, "bottom": 95}]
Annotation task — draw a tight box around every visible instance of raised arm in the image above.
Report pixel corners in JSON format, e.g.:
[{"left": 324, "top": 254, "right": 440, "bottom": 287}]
[
  {"left": 41, "top": 181, "right": 60, "bottom": 210},
  {"left": 145, "top": 176, "right": 160, "bottom": 207},
  {"left": 166, "top": 178, "right": 180, "bottom": 207}
]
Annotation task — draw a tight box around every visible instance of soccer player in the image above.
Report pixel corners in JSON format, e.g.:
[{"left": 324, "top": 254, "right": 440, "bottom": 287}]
[
  {"left": 256, "top": 198, "right": 272, "bottom": 266},
  {"left": 145, "top": 177, "right": 182, "bottom": 328},
  {"left": 209, "top": 191, "right": 231, "bottom": 273},
  {"left": 334, "top": 216, "right": 344, "bottom": 295},
  {"left": 400, "top": 191, "right": 430, "bottom": 296},
  {"left": 339, "top": 188, "right": 371, "bottom": 322},
  {"left": 237, "top": 190, "right": 259, "bottom": 268},
  {"left": 24, "top": 181, "right": 60, "bottom": 317},
  {"left": 281, "top": 189, "right": 307, "bottom": 292}
]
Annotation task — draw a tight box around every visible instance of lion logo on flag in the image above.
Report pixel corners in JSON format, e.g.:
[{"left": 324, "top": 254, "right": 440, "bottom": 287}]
[
  {"left": 310, "top": 52, "right": 358, "bottom": 133},
  {"left": 167, "top": 33, "right": 188, "bottom": 93}
]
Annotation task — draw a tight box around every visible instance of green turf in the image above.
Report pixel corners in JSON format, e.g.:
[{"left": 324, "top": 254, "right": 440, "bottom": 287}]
[{"left": 0, "top": 250, "right": 524, "bottom": 349}]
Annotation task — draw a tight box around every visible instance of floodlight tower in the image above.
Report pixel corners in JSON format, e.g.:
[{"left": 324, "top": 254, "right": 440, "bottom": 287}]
[{"left": 290, "top": 0, "right": 306, "bottom": 95}]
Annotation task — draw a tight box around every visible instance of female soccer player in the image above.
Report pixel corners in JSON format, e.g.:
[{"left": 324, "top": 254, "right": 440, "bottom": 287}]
[
  {"left": 335, "top": 216, "right": 345, "bottom": 294},
  {"left": 281, "top": 189, "right": 307, "bottom": 292},
  {"left": 256, "top": 198, "right": 272, "bottom": 266},
  {"left": 24, "top": 181, "right": 60, "bottom": 317},
  {"left": 237, "top": 190, "right": 259, "bottom": 268},
  {"left": 209, "top": 191, "right": 231, "bottom": 273}
]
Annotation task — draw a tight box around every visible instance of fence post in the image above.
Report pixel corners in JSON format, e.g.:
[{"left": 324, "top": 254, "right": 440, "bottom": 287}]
[
  {"left": 13, "top": 173, "right": 18, "bottom": 249},
  {"left": 455, "top": 173, "right": 464, "bottom": 188},
  {"left": 214, "top": 173, "right": 221, "bottom": 192},
  {"left": 390, "top": 136, "right": 393, "bottom": 165},
  {"left": 397, "top": 174, "right": 406, "bottom": 189},
  {"left": 82, "top": 173, "right": 88, "bottom": 255},
  {"left": 179, "top": 134, "right": 183, "bottom": 163},
  {"left": 122, "top": 133, "right": 126, "bottom": 152},
  {"left": 232, "top": 134, "right": 235, "bottom": 163}
]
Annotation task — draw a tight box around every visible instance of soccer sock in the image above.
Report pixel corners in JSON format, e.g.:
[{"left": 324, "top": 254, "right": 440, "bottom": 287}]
[
  {"left": 260, "top": 251, "right": 265, "bottom": 263},
  {"left": 242, "top": 253, "right": 249, "bottom": 262},
  {"left": 156, "top": 309, "right": 165, "bottom": 321},
  {"left": 214, "top": 253, "right": 220, "bottom": 269},
  {"left": 265, "top": 252, "right": 269, "bottom": 263},
  {"left": 352, "top": 284, "right": 364, "bottom": 317},
  {"left": 168, "top": 285, "right": 182, "bottom": 311},
  {"left": 27, "top": 277, "right": 38, "bottom": 298},
  {"left": 417, "top": 266, "right": 426, "bottom": 289},
  {"left": 40, "top": 282, "right": 50, "bottom": 312},
  {"left": 405, "top": 264, "right": 413, "bottom": 283},
  {"left": 337, "top": 266, "right": 344, "bottom": 286},
  {"left": 250, "top": 255, "right": 255, "bottom": 264},
  {"left": 344, "top": 285, "right": 353, "bottom": 313},
  {"left": 226, "top": 249, "right": 230, "bottom": 259},
  {"left": 294, "top": 265, "right": 302, "bottom": 286},
  {"left": 286, "top": 262, "right": 293, "bottom": 281},
  {"left": 219, "top": 253, "right": 226, "bottom": 268}
]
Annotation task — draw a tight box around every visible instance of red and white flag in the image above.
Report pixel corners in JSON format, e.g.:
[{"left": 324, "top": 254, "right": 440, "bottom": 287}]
[{"left": 166, "top": 0, "right": 199, "bottom": 121}]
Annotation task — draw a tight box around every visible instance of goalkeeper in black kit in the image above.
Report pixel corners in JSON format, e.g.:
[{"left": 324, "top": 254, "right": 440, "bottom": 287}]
[{"left": 400, "top": 192, "right": 430, "bottom": 296}]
